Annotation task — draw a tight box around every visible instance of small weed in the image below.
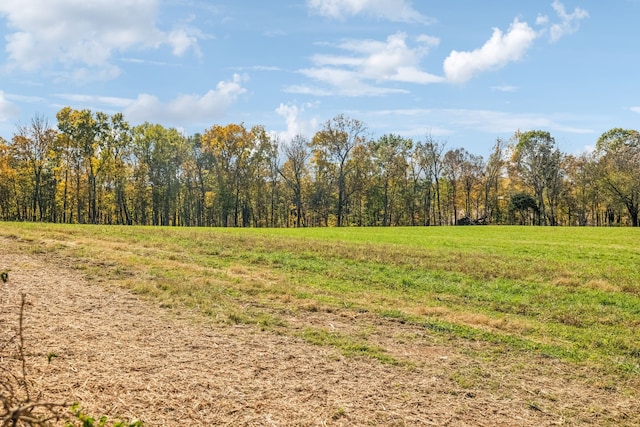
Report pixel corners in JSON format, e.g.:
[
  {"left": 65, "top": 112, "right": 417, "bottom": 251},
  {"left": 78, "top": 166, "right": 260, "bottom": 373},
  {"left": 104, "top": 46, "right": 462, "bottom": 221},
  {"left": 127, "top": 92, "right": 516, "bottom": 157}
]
[
  {"left": 451, "top": 365, "right": 490, "bottom": 389},
  {"left": 331, "top": 407, "right": 346, "bottom": 420},
  {"left": 67, "top": 404, "right": 143, "bottom": 427},
  {"left": 227, "top": 312, "right": 246, "bottom": 324},
  {"left": 380, "top": 309, "right": 407, "bottom": 320},
  {"left": 299, "top": 327, "right": 400, "bottom": 365}
]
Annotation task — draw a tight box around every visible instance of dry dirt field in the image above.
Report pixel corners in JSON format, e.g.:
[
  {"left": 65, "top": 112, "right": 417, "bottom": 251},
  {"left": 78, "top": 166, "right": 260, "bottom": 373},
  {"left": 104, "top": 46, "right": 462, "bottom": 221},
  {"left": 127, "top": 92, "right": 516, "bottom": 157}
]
[{"left": 2, "top": 240, "right": 639, "bottom": 426}]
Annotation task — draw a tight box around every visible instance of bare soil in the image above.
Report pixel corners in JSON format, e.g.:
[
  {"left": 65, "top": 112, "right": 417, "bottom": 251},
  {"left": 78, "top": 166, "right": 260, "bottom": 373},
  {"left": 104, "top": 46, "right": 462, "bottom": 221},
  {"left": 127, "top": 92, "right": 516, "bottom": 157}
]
[{"left": 2, "top": 240, "right": 639, "bottom": 426}]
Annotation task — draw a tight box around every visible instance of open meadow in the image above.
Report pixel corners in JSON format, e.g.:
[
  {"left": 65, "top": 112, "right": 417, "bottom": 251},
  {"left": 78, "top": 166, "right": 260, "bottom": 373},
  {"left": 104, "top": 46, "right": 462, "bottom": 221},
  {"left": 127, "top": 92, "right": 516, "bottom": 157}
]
[{"left": 1, "top": 223, "right": 640, "bottom": 425}]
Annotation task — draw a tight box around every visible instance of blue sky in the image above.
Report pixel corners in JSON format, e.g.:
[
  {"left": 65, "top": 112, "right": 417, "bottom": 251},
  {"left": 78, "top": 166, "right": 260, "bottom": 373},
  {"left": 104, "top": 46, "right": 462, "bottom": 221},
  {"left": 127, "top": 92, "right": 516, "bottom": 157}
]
[{"left": 0, "top": 0, "right": 637, "bottom": 156}]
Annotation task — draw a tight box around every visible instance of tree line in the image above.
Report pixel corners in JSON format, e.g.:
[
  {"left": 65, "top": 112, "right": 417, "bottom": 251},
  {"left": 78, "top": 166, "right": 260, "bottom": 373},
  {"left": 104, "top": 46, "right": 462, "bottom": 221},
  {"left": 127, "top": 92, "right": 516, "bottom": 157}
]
[{"left": 0, "top": 108, "right": 639, "bottom": 227}]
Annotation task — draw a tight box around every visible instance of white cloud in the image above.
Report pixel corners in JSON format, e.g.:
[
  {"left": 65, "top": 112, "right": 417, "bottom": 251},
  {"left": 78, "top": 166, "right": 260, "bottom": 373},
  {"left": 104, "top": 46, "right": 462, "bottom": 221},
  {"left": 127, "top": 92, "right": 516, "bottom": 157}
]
[
  {"left": 71, "top": 64, "right": 123, "bottom": 83},
  {"left": 367, "top": 108, "right": 594, "bottom": 136},
  {"left": 54, "top": 93, "right": 133, "bottom": 109},
  {"left": 630, "top": 107, "right": 640, "bottom": 114},
  {"left": 283, "top": 85, "right": 334, "bottom": 97},
  {"left": 491, "top": 85, "right": 518, "bottom": 92},
  {"left": 123, "top": 74, "right": 247, "bottom": 125},
  {"left": 5, "top": 93, "right": 45, "bottom": 104},
  {"left": 252, "top": 65, "right": 282, "bottom": 72},
  {"left": 443, "top": 19, "right": 537, "bottom": 84},
  {"left": 441, "top": 2, "right": 588, "bottom": 83},
  {"left": 167, "top": 29, "right": 200, "bottom": 57},
  {"left": 547, "top": 0, "right": 589, "bottom": 43},
  {"left": 416, "top": 34, "right": 440, "bottom": 45},
  {"left": 0, "top": 0, "right": 201, "bottom": 79},
  {"left": 293, "top": 32, "right": 442, "bottom": 96},
  {"left": 274, "top": 102, "right": 319, "bottom": 142},
  {"left": 339, "top": 32, "right": 440, "bottom": 80},
  {"left": 307, "top": 0, "right": 434, "bottom": 24},
  {"left": 357, "top": 109, "right": 453, "bottom": 137},
  {"left": 441, "top": 109, "right": 594, "bottom": 134},
  {"left": 294, "top": 68, "right": 409, "bottom": 97},
  {"left": 536, "top": 14, "right": 550, "bottom": 26},
  {"left": 0, "top": 91, "right": 20, "bottom": 121}
]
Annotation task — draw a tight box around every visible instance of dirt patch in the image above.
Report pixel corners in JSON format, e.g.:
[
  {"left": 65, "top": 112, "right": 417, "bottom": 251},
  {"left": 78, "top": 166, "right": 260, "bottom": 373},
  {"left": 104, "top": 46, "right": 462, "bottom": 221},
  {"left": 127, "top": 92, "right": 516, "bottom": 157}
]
[{"left": 1, "top": 241, "right": 639, "bottom": 426}]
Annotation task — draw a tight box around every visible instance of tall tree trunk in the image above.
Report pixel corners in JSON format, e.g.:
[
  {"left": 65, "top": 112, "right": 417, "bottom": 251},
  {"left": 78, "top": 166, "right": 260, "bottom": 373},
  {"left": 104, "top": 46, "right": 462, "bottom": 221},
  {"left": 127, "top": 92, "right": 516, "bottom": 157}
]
[
  {"left": 435, "top": 177, "right": 441, "bottom": 225},
  {"left": 337, "top": 173, "right": 344, "bottom": 227}
]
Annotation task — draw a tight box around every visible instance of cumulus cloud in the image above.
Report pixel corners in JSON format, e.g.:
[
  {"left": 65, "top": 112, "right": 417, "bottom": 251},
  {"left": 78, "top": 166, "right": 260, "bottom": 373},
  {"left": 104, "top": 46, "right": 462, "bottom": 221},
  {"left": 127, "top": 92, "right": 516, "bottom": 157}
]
[
  {"left": 123, "top": 74, "right": 247, "bottom": 125},
  {"left": 338, "top": 32, "right": 440, "bottom": 80},
  {"left": 0, "top": 91, "right": 20, "bottom": 121},
  {"left": 167, "top": 29, "right": 201, "bottom": 57},
  {"left": 536, "top": 14, "right": 551, "bottom": 26},
  {"left": 631, "top": 107, "right": 640, "bottom": 114},
  {"left": 274, "top": 102, "right": 319, "bottom": 142},
  {"left": 443, "top": 19, "right": 537, "bottom": 84},
  {"left": 0, "top": 0, "right": 201, "bottom": 79},
  {"left": 290, "top": 32, "right": 442, "bottom": 96},
  {"left": 543, "top": 0, "right": 589, "bottom": 43},
  {"left": 307, "top": 0, "right": 434, "bottom": 24},
  {"left": 441, "top": 2, "right": 587, "bottom": 84}
]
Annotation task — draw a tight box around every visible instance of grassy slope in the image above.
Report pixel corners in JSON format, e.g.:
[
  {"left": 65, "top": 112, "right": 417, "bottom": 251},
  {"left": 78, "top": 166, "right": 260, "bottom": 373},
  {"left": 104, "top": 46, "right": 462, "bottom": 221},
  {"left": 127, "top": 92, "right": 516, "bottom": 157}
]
[{"left": 2, "top": 223, "right": 640, "bottom": 374}]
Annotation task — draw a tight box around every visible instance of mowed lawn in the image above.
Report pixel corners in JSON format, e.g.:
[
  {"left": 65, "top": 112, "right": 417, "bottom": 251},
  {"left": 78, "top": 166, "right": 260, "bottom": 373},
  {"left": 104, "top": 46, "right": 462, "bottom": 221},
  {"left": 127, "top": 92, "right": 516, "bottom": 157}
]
[{"left": 2, "top": 222, "right": 640, "bottom": 374}]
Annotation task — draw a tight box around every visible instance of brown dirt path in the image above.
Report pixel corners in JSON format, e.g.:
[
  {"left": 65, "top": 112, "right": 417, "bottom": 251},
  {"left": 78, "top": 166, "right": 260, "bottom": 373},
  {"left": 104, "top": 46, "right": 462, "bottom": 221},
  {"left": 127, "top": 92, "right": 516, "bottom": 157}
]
[{"left": 1, "top": 242, "right": 639, "bottom": 426}]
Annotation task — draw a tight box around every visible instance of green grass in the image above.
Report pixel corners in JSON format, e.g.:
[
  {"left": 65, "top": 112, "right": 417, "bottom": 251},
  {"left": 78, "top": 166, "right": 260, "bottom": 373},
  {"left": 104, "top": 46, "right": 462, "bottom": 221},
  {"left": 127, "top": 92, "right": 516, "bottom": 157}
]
[
  {"left": 2, "top": 222, "right": 640, "bottom": 373},
  {"left": 297, "top": 327, "right": 400, "bottom": 365}
]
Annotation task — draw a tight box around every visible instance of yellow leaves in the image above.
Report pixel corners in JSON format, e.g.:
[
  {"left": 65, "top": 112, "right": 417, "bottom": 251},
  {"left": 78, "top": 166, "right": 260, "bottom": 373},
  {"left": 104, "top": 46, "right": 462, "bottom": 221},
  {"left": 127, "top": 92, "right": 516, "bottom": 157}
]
[
  {"left": 55, "top": 106, "right": 72, "bottom": 123},
  {"left": 202, "top": 123, "right": 251, "bottom": 159},
  {"left": 204, "top": 190, "right": 217, "bottom": 206},
  {"left": 201, "top": 123, "right": 274, "bottom": 175},
  {"left": 0, "top": 158, "right": 16, "bottom": 180},
  {"left": 9, "top": 135, "right": 31, "bottom": 164},
  {"left": 57, "top": 107, "right": 96, "bottom": 133},
  {"left": 310, "top": 148, "right": 332, "bottom": 172},
  {"left": 0, "top": 139, "right": 18, "bottom": 183}
]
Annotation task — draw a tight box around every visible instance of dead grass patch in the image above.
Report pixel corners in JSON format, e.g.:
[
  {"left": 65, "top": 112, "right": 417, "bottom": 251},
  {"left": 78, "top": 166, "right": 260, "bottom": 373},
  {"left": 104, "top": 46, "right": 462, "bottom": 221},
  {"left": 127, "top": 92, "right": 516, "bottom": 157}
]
[
  {"left": 453, "top": 312, "right": 507, "bottom": 330},
  {"left": 415, "top": 305, "right": 450, "bottom": 316},
  {"left": 551, "top": 275, "right": 581, "bottom": 288},
  {"left": 586, "top": 279, "right": 620, "bottom": 293}
]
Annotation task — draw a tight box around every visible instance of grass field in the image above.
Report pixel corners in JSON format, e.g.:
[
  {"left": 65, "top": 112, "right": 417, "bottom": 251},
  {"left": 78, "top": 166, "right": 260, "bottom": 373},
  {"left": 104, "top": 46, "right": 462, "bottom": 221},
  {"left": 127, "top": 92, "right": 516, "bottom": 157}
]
[{"left": 2, "top": 222, "right": 640, "bottom": 378}]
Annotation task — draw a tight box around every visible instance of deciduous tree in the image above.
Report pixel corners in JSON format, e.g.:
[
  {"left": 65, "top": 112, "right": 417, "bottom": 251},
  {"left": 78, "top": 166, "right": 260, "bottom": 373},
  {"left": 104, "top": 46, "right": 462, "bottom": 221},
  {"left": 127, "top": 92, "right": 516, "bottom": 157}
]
[
  {"left": 483, "top": 138, "right": 505, "bottom": 223},
  {"left": 371, "top": 134, "right": 411, "bottom": 226},
  {"left": 57, "top": 107, "right": 102, "bottom": 224},
  {"left": 11, "top": 115, "right": 58, "bottom": 221},
  {"left": 279, "top": 135, "right": 310, "bottom": 227},
  {"left": 311, "top": 115, "right": 366, "bottom": 227},
  {"left": 133, "top": 123, "right": 187, "bottom": 225},
  {"left": 510, "top": 130, "right": 563, "bottom": 225},
  {"left": 594, "top": 128, "right": 640, "bottom": 226}
]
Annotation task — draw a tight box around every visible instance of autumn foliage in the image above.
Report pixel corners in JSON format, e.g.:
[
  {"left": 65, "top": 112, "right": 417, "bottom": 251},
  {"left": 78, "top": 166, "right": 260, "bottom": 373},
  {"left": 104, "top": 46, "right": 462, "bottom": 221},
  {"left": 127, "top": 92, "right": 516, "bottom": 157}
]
[{"left": 1, "top": 109, "right": 639, "bottom": 226}]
